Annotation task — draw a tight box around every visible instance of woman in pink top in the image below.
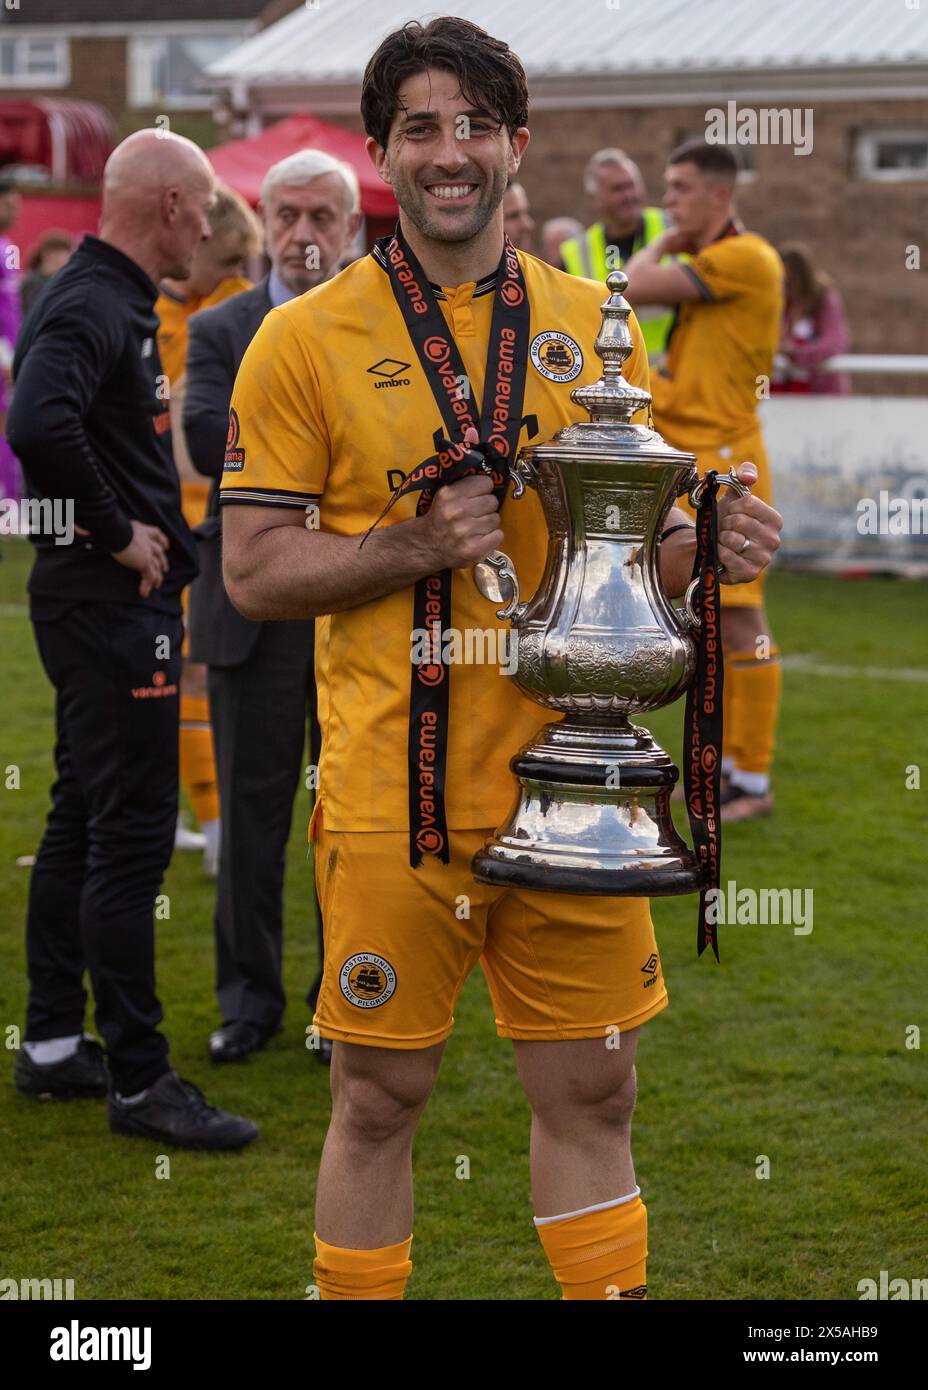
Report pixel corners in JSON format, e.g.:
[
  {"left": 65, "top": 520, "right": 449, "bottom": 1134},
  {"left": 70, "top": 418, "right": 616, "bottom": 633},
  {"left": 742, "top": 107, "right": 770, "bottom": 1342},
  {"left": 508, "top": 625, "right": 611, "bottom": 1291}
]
[{"left": 776, "top": 242, "right": 851, "bottom": 395}]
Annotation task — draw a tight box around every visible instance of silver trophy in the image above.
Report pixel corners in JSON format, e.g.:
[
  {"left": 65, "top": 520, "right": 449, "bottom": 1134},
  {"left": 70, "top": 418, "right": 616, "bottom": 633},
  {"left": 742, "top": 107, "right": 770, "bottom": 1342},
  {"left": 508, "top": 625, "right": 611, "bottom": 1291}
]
[{"left": 472, "top": 270, "right": 746, "bottom": 896}]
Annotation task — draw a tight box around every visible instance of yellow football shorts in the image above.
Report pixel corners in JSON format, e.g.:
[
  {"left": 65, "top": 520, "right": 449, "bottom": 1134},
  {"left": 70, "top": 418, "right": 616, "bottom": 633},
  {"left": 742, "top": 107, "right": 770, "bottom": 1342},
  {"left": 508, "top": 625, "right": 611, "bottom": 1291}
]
[
  {"left": 679, "top": 427, "right": 771, "bottom": 610},
  {"left": 310, "top": 808, "right": 669, "bottom": 1049}
]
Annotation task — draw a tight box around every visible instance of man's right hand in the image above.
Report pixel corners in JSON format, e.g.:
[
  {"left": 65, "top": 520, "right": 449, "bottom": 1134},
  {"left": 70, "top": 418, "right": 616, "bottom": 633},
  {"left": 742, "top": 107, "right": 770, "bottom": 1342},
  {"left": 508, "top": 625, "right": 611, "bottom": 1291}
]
[
  {"left": 113, "top": 520, "right": 170, "bottom": 597},
  {"left": 420, "top": 472, "right": 505, "bottom": 570}
]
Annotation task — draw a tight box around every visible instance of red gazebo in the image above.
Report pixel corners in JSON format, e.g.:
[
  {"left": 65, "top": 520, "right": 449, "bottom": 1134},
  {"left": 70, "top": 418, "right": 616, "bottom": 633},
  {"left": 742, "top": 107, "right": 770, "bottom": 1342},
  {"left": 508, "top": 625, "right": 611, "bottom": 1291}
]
[{"left": 207, "top": 113, "right": 397, "bottom": 237}]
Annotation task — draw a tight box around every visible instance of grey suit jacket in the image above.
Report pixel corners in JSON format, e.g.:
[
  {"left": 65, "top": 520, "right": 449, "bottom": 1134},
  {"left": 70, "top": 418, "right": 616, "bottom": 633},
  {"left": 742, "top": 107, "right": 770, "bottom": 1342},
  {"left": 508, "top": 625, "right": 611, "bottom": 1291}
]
[{"left": 183, "top": 279, "right": 273, "bottom": 667}]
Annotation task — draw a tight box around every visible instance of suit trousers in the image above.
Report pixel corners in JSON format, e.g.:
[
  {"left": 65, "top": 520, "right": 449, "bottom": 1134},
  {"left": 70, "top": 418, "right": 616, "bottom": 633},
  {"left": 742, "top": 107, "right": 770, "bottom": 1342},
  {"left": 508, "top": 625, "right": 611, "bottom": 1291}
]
[
  {"left": 208, "top": 618, "right": 320, "bottom": 1029},
  {"left": 25, "top": 601, "right": 182, "bottom": 1095}
]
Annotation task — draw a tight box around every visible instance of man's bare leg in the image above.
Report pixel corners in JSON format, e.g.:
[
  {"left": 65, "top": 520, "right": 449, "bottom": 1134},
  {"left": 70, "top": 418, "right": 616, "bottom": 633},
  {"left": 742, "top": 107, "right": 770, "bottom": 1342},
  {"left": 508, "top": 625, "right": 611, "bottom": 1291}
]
[
  {"left": 513, "top": 1031, "right": 639, "bottom": 1215},
  {"left": 315, "top": 1039, "right": 445, "bottom": 1247},
  {"left": 514, "top": 1030, "right": 648, "bottom": 1299}
]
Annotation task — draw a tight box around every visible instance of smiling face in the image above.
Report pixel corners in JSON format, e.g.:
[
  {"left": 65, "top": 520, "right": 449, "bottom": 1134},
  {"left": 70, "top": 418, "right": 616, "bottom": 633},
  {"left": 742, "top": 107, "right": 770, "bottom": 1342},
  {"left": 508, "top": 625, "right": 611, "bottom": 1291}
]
[{"left": 367, "top": 67, "right": 528, "bottom": 245}]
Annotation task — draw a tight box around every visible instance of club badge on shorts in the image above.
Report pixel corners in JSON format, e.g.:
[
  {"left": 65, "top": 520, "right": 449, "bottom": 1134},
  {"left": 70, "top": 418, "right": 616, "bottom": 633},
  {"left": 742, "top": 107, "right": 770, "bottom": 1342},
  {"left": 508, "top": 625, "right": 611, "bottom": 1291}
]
[
  {"left": 340, "top": 953, "right": 397, "bottom": 1009},
  {"left": 530, "top": 331, "right": 583, "bottom": 383}
]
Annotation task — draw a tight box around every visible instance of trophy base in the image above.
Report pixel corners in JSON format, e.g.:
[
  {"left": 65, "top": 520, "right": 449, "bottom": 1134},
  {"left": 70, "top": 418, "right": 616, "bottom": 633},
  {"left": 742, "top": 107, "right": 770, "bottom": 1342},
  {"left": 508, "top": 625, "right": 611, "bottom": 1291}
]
[{"left": 472, "top": 718, "right": 706, "bottom": 897}]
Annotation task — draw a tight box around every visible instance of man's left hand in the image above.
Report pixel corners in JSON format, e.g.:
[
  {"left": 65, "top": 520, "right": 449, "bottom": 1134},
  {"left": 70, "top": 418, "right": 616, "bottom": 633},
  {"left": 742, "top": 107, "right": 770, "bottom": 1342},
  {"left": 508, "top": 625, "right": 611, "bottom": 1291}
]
[{"left": 716, "top": 461, "right": 783, "bottom": 584}]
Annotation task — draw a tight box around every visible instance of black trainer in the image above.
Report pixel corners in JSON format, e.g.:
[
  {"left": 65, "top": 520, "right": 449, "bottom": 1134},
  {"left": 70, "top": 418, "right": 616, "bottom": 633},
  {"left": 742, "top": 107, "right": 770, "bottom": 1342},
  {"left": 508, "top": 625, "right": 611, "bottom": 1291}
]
[
  {"left": 208, "top": 1019, "right": 282, "bottom": 1065},
  {"left": 15, "top": 1037, "right": 108, "bottom": 1100},
  {"left": 108, "top": 1069, "right": 259, "bottom": 1151}
]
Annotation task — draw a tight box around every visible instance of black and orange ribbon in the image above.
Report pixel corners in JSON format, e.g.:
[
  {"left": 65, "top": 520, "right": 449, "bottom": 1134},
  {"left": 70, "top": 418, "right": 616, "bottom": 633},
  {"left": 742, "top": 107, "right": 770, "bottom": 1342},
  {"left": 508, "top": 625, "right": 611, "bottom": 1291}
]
[
  {"left": 372, "top": 224, "right": 531, "bottom": 867},
  {"left": 683, "top": 470, "right": 726, "bottom": 959}
]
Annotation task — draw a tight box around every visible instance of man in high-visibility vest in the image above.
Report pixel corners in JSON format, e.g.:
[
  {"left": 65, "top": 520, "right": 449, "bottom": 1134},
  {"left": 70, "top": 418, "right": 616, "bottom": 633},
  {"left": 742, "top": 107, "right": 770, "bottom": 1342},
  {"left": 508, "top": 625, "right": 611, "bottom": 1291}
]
[{"left": 560, "top": 148, "right": 675, "bottom": 360}]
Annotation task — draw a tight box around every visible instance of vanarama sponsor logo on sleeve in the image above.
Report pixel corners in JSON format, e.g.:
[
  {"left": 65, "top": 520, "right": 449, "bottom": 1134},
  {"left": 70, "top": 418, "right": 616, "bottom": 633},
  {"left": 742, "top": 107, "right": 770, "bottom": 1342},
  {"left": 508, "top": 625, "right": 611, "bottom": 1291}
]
[{"left": 223, "top": 408, "right": 246, "bottom": 471}]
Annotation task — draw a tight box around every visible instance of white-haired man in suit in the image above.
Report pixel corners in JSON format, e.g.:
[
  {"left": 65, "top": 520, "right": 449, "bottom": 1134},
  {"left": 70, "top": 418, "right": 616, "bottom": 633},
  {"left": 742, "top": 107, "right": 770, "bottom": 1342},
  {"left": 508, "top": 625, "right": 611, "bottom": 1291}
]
[{"left": 183, "top": 150, "right": 361, "bottom": 1064}]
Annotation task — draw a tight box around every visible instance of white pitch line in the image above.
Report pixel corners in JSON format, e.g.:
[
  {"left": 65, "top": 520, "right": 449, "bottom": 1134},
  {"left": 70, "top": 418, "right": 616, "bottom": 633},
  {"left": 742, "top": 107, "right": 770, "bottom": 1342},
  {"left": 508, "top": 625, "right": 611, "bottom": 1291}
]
[
  {"left": 781, "top": 656, "right": 928, "bottom": 684},
  {"left": 1, "top": 603, "right": 925, "bottom": 684}
]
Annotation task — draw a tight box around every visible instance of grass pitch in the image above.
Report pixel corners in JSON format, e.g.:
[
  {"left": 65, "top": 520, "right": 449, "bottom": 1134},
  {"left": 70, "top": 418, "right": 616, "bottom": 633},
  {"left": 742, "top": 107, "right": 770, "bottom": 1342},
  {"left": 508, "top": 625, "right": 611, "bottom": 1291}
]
[{"left": 1, "top": 536, "right": 926, "bottom": 1300}]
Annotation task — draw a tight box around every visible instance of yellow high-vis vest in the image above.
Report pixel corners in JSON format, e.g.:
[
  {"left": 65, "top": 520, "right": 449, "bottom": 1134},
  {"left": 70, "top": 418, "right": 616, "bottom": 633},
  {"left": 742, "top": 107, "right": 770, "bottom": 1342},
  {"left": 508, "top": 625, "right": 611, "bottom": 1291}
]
[{"left": 561, "top": 208, "right": 675, "bottom": 360}]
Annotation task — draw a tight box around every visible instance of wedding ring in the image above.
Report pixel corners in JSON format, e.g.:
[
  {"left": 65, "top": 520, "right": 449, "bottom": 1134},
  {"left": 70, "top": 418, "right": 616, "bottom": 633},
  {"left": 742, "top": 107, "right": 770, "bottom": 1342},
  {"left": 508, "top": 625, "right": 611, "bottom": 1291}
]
[{"left": 738, "top": 536, "right": 751, "bottom": 555}]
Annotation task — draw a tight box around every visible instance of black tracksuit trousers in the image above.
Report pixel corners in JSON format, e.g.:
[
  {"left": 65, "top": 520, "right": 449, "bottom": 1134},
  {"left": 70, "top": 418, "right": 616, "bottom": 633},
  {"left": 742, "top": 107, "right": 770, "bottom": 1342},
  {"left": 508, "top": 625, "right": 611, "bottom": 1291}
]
[{"left": 25, "top": 600, "right": 183, "bottom": 1095}]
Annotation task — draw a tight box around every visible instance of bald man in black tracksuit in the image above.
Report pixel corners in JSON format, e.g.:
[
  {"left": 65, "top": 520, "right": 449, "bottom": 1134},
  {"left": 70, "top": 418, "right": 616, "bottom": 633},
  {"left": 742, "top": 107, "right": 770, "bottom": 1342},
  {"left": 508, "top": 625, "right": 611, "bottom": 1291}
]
[{"left": 8, "top": 221, "right": 257, "bottom": 1150}]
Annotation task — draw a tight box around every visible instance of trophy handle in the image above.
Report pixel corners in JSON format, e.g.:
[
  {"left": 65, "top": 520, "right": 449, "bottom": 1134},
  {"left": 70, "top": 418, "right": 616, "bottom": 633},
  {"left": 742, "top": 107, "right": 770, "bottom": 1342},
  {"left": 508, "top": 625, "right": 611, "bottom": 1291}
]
[
  {"left": 687, "top": 466, "right": 750, "bottom": 508},
  {"left": 509, "top": 455, "right": 537, "bottom": 499},
  {"left": 680, "top": 577, "right": 701, "bottom": 634},
  {"left": 471, "top": 452, "right": 534, "bottom": 619},
  {"left": 680, "top": 465, "right": 753, "bottom": 630},
  {"left": 473, "top": 550, "right": 523, "bottom": 621}
]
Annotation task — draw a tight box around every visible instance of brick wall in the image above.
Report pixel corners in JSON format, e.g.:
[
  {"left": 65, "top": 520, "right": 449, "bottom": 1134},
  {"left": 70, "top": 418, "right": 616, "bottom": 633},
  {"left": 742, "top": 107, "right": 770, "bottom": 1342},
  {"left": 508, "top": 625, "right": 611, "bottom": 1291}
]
[
  {"left": 66, "top": 36, "right": 128, "bottom": 112},
  {"left": 517, "top": 98, "right": 927, "bottom": 382}
]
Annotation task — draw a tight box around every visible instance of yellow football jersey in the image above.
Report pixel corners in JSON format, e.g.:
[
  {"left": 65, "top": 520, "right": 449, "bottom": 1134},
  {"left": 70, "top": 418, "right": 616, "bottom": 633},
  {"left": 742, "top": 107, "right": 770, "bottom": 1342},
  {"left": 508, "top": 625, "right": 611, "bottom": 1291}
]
[
  {"left": 220, "top": 250, "right": 649, "bottom": 833},
  {"left": 155, "top": 275, "right": 252, "bottom": 384},
  {"left": 650, "top": 232, "right": 783, "bottom": 451}
]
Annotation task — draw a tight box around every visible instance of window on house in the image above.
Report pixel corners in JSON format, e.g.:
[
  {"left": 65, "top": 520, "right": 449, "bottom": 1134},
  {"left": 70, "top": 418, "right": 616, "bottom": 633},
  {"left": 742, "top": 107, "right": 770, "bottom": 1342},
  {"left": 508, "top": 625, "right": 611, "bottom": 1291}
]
[
  {"left": 128, "top": 32, "right": 245, "bottom": 109},
  {"left": 0, "top": 37, "right": 69, "bottom": 86},
  {"left": 855, "top": 130, "right": 928, "bottom": 180}
]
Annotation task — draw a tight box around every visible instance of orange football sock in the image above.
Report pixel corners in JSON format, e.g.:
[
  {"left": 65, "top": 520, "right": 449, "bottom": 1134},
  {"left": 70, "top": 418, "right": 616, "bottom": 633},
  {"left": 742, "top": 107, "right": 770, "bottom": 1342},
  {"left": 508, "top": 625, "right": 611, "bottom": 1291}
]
[
  {"left": 727, "top": 645, "right": 782, "bottom": 777},
  {"left": 535, "top": 1191, "right": 648, "bottom": 1300},
  {"left": 312, "top": 1234, "right": 413, "bottom": 1301},
  {"left": 179, "top": 693, "right": 219, "bottom": 825}
]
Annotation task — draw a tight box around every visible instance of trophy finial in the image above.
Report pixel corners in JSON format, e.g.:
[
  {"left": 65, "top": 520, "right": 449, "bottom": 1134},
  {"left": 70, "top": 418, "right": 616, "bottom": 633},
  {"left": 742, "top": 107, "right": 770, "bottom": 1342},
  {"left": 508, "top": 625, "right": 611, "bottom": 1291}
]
[{"left": 571, "top": 270, "right": 652, "bottom": 424}]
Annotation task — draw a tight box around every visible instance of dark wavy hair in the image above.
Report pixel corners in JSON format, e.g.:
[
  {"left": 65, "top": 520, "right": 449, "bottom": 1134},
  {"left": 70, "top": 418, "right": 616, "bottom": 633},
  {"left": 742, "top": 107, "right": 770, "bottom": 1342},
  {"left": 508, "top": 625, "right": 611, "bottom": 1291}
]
[{"left": 361, "top": 17, "right": 529, "bottom": 150}]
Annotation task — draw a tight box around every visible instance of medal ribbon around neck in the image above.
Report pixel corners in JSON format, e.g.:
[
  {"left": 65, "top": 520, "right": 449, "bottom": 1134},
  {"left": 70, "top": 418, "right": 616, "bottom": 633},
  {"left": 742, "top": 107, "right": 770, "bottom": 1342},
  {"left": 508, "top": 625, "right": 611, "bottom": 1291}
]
[{"left": 371, "top": 223, "right": 531, "bottom": 867}]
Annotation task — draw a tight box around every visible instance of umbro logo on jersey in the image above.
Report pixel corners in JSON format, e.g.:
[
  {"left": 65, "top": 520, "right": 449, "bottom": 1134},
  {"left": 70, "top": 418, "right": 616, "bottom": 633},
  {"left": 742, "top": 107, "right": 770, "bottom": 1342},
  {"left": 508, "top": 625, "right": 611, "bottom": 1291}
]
[
  {"left": 641, "top": 953, "right": 659, "bottom": 988},
  {"left": 367, "top": 358, "right": 412, "bottom": 389}
]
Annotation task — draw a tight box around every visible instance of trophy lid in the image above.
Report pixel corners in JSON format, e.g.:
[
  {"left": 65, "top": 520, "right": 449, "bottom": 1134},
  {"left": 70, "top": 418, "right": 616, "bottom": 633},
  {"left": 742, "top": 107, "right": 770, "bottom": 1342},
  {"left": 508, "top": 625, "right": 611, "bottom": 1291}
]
[{"left": 570, "top": 270, "right": 653, "bottom": 424}]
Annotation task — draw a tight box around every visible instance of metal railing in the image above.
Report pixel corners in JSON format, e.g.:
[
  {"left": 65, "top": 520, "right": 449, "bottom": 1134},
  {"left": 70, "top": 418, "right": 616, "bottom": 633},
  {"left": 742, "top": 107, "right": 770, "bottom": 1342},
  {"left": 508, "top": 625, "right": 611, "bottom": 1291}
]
[{"left": 820, "top": 355, "right": 928, "bottom": 375}]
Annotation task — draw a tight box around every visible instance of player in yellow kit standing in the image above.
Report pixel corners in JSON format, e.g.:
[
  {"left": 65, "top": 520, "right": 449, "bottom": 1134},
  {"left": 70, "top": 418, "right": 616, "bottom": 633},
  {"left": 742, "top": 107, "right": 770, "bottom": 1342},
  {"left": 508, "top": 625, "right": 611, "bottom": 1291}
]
[
  {"left": 624, "top": 141, "right": 784, "bottom": 822},
  {"left": 220, "top": 18, "right": 782, "bottom": 1300},
  {"left": 156, "top": 187, "right": 261, "bottom": 870}
]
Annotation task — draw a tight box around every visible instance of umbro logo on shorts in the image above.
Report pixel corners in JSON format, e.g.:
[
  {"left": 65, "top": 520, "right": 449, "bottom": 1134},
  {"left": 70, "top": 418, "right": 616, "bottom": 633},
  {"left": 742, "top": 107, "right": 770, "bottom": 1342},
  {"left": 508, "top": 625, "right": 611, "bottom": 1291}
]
[
  {"left": 340, "top": 953, "right": 397, "bottom": 1009},
  {"left": 367, "top": 358, "right": 412, "bottom": 389},
  {"left": 641, "top": 953, "right": 659, "bottom": 988}
]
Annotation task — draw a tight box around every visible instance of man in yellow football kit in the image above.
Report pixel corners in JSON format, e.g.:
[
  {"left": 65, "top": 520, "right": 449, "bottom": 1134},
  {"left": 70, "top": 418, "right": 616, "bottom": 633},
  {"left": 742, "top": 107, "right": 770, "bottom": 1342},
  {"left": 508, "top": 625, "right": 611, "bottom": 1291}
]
[
  {"left": 156, "top": 187, "right": 261, "bottom": 869},
  {"left": 624, "top": 141, "right": 784, "bottom": 822},
  {"left": 221, "top": 18, "right": 782, "bottom": 1301}
]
